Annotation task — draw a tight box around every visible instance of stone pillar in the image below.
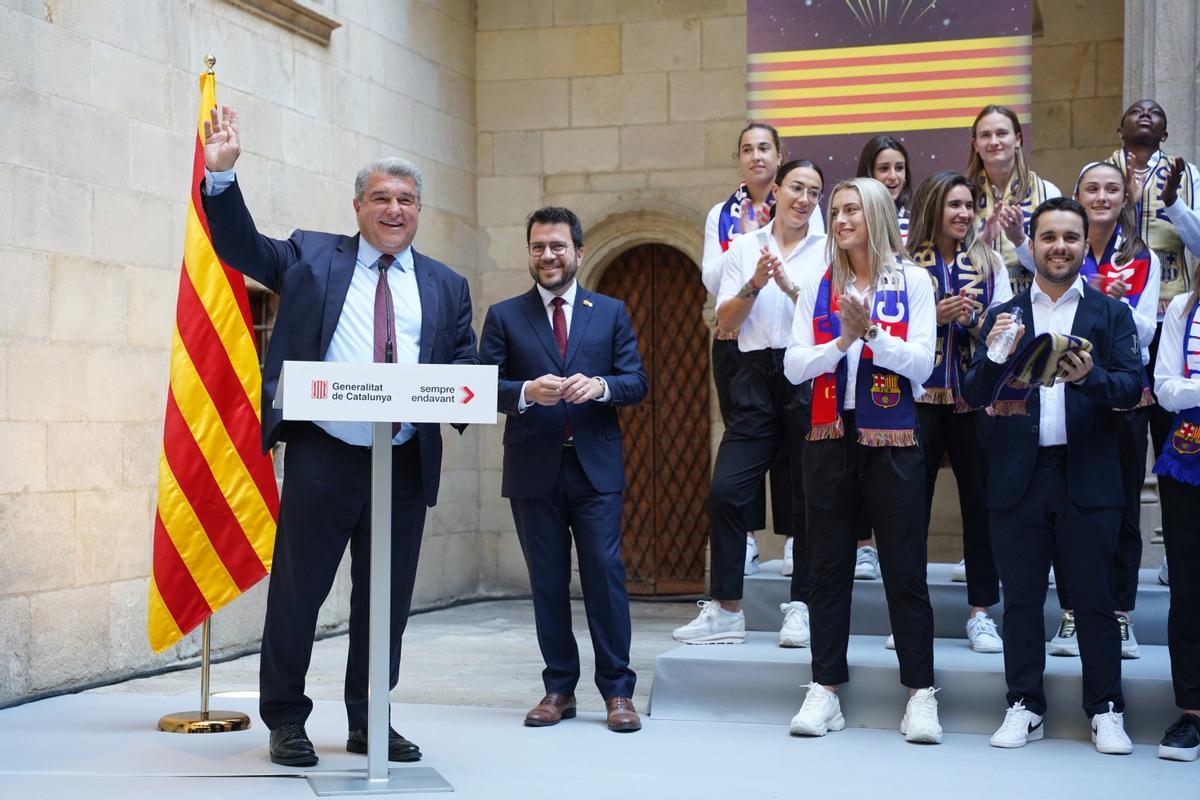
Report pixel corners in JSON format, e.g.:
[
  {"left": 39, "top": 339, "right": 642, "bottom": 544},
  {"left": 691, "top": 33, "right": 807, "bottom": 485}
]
[{"left": 1124, "top": 0, "right": 1200, "bottom": 160}]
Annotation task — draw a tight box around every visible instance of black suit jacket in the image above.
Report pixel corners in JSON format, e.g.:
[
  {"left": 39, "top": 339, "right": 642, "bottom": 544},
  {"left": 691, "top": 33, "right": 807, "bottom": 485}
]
[
  {"left": 961, "top": 282, "right": 1143, "bottom": 511},
  {"left": 200, "top": 180, "right": 478, "bottom": 507}
]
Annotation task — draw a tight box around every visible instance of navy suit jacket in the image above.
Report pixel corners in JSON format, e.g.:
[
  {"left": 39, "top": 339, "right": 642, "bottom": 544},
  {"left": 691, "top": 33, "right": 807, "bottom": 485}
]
[
  {"left": 479, "top": 285, "right": 647, "bottom": 499},
  {"left": 961, "top": 282, "right": 1143, "bottom": 511},
  {"left": 200, "top": 179, "right": 478, "bottom": 508}
]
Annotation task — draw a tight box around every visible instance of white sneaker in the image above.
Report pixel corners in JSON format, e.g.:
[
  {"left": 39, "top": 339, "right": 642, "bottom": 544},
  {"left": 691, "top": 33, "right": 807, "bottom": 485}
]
[
  {"left": 1117, "top": 614, "right": 1141, "bottom": 659},
  {"left": 782, "top": 536, "right": 794, "bottom": 577},
  {"left": 1158, "top": 555, "right": 1169, "bottom": 586},
  {"left": 900, "top": 687, "right": 943, "bottom": 744},
  {"left": 885, "top": 634, "right": 895, "bottom": 650},
  {"left": 779, "top": 601, "right": 810, "bottom": 648},
  {"left": 966, "top": 611, "right": 1004, "bottom": 653},
  {"left": 744, "top": 535, "right": 760, "bottom": 576},
  {"left": 854, "top": 545, "right": 879, "bottom": 580},
  {"left": 672, "top": 599, "right": 745, "bottom": 644},
  {"left": 1091, "top": 702, "right": 1133, "bottom": 755},
  {"left": 990, "top": 701, "right": 1044, "bottom": 748},
  {"left": 1048, "top": 611, "right": 1079, "bottom": 657},
  {"left": 950, "top": 559, "right": 967, "bottom": 582},
  {"left": 789, "top": 683, "right": 845, "bottom": 736}
]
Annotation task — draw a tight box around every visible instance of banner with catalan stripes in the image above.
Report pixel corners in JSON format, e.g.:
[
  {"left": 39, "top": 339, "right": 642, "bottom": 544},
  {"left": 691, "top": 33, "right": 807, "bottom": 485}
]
[
  {"left": 147, "top": 71, "right": 280, "bottom": 654},
  {"left": 748, "top": 0, "right": 1033, "bottom": 182}
]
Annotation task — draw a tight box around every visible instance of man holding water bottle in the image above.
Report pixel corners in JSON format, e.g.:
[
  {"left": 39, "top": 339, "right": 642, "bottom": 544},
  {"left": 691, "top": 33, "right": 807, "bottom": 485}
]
[{"left": 961, "top": 197, "right": 1144, "bottom": 755}]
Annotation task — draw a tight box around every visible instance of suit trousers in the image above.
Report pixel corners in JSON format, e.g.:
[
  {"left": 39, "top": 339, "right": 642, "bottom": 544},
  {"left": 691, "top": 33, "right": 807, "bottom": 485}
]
[
  {"left": 712, "top": 337, "right": 792, "bottom": 536},
  {"left": 708, "top": 348, "right": 809, "bottom": 602},
  {"left": 1159, "top": 474, "right": 1200, "bottom": 709},
  {"left": 803, "top": 412, "right": 934, "bottom": 688},
  {"left": 916, "top": 404, "right": 999, "bottom": 608},
  {"left": 259, "top": 424, "right": 427, "bottom": 731},
  {"left": 991, "top": 447, "right": 1124, "bottom": 717},
  {"left": 510, "top": 446, "right": 635, "bottom": 700}
]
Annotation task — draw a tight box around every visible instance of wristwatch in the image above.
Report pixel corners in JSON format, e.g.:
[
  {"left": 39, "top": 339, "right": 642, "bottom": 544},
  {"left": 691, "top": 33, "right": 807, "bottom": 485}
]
[
  {"left": 966, "top": 309, "right": 980, "bottom": 329},
  {"left": 861, "top": 324, "right": 880, "bottom": 343}
]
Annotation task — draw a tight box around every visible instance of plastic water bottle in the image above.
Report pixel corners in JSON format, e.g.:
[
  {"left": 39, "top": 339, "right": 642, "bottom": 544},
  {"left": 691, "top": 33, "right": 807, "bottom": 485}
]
[{"left": 987, "top": 306, "right": 1022, "bottom": 364}]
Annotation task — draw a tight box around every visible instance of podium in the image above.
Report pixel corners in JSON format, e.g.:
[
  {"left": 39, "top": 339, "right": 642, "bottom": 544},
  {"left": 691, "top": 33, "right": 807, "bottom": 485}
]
[{"left": 274, "top": 360, "right": 497, "bottom": 796}]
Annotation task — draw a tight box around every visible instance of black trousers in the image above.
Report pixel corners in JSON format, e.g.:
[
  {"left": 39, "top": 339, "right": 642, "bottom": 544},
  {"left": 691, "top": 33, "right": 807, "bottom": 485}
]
[
  {"left": 1159, "top": 474, "right": 1200, "bottom": 709},
  {"left": 916, "top": 403, "right": 999, "bottom": 608},
  {"left": 803, "top": 412, "right": 934, "bottom": 688},
  {"left": 712, "top": 337, "right": 792, "bottom": 535},
  {"left": 709, "top": 348, "right": 809, "bottom": 602},
  {"left": 510, "top": 447, "right": 635, "bottom": 700},
  {"left": 259, "top": 424, "right": 427, "bottom": 731},
  {"left": 991, "top": 447, "right": 1123, "bottom": 717},
  {"left": 1054, "top": 406, "right": 1148, "bottom": 613}
]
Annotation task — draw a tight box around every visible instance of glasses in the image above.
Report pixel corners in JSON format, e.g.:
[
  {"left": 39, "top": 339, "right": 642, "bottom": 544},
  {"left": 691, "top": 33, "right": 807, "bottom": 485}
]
[
  {"left": 528, "top": 241, "right": 573, "bottom": 257},
  {"left": 784, "top": 186, "right": 823, "bottom": 203}
]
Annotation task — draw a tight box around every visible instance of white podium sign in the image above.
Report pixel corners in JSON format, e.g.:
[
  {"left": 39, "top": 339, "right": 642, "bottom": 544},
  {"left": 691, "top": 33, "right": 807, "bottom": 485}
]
[{"left": 275, "top": 360, "right": 498, "bottom": 425}]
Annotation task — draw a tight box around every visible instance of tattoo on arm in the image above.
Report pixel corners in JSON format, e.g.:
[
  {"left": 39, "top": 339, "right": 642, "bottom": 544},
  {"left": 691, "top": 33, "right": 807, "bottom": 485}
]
[{"left": 737, "top": 280, "right": 761, "bottom": 299}]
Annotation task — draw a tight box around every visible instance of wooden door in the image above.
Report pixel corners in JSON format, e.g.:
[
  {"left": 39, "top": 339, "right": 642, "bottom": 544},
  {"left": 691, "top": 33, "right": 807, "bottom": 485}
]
[{"left": 596, "top": 244, "right": 710, "bottom": 595}]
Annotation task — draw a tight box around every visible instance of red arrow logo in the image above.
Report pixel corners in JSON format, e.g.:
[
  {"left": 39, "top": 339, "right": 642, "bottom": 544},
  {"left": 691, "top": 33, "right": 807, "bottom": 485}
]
[{"left": 461, "top": 386, "right": 475, "bottom": 404}]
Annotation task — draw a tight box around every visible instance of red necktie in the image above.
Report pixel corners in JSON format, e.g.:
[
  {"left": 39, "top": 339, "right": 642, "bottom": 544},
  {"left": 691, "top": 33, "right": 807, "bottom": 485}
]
[
  {"left": 373, "top": 254, "right": 400, "bottom": 438},
  {"left": 551, "top": 297, "right": 571, "bottom": 442}
]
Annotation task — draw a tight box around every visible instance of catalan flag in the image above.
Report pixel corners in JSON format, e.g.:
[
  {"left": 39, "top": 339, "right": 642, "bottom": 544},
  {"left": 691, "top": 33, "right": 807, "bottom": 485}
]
[
  {"left": 748, "top": 35, "right": 1032, "bottom": 138},
  {"left": 147, "top": 71, "right": 280, "bottom": 653}
]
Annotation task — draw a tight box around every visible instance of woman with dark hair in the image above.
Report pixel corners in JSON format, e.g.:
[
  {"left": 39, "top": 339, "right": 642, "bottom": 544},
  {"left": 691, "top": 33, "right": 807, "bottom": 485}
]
[
  {"left": 967, "top": 105, "right": 1060, "bottom": 296},
  {"left": 783, "top": 177, "right": 940, "bottom": 743},
  {"left": 857, "top": 134, "right": 913, "bottom": 243},
  {"left": 676, "top": 160, "right": 827, "bottom": 649},
  {"left": 907, "top": 170, "right": 1012, "bottom": 653}
]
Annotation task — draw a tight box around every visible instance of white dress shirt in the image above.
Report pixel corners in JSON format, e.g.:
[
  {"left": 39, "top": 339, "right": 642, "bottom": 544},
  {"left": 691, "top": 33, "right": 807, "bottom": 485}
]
[
  {"left": 1030, "top": 275, "right": 1085, "bottom": 446},
  {"left": 716, "top": 220, "right": 827, "bottom": 352},
  {"left": 516, "top": 280, "right": 610, "bottom": 412},
  {"left": 702, "top": 200, "right": 826, "bottom": 298},
  {"left": 1153, "top": 293, "right": 1200, "bottom": 413},
  {"left": 784, "top": 262, "right": 937, "bottom": 407}
]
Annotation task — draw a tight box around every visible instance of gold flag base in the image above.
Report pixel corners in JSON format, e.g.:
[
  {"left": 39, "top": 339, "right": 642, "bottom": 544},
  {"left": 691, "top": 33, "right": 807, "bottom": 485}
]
[{"left": 157, "top": 710, "right": 250, "bottom": 734}]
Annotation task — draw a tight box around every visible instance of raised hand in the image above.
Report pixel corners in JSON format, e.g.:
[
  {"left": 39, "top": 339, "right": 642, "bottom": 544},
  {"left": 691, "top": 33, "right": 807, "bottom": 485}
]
[
  {"left": 1162, "top": 156, "right": 1185, "bottom": 208},
  {"left": 836, "top": 294, "right": 871, "bottom": 348},
  {"left": 202, "top": 105, "right": 241, "bottom": 172},
  {"left": 1124, "top": 150, "right": 1140, "bottom": 200},
  {"left": 998, "top": 204, "right": 1026, "bottom": 247},
  {"left": 524, "top": 374, "right": 563, "bottom": 407}
]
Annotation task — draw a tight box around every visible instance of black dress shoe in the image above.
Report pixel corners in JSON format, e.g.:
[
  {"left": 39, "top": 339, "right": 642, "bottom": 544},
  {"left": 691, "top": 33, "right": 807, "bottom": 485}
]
[
  {"left": 269, "top": 722, "right": 318, "bottom": 767},
  {"left": 346, "top": 726, "right": 421, "bottom": 762},
  {"left": 1159, "top": 713, "right": 1200, "bottom": 762}
]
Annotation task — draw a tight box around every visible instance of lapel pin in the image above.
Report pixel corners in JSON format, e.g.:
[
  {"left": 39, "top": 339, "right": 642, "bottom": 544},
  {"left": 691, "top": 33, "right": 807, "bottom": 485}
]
[{"left": 582, "top": 298, "right": 593, "bottom": 307}]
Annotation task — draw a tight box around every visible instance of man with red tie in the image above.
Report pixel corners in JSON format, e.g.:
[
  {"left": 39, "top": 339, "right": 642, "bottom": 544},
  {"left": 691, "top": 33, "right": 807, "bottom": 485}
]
[{"left": 479, "top": 207, "right": 648, "bottom": 732}]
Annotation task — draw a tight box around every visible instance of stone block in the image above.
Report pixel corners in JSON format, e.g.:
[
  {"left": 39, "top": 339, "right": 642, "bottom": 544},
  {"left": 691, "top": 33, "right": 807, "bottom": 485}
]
[
  {"left": 480, "top": 425, "right": 504, "bottom": 471},
  {"left": 479, "top": 224, "right": 531, "bottom": 276},
  {"left": 543, "top": 128, "right": 619, "bottom": 174},
  {"left": 418, "top": 207, "right": 479, "bottom": 270},
  {"left": 533, "top": 190, "right": 621, "bottom": 228},
  {"left": 0, "top": 163, "right": 11, "bottom": 245},
  {"left": 0, "top": 422, "right": 47, "bottom": 494},
  {"left": 705, "top": 119, "right": 747, "bottom": 169},
  {"left": 331, "top": 70, "right": 371, "bottom": 136},
  {"left": 11, "top": 12, "right": 92, "bottom": 104},
  {"left": 54, "top": 0, "right": 187, "bottom": 70},
  {"left": 552, "top": 0, "right": 744, "bottom": 25},
  {"left": 437, "top": 65, "right": 475, "bottom": 123},
  {"left": 544, "top": 173, "right": 587, "bottom": 193},
  {"left": 1072, "top": 96, "right": 1124, "bottom": 148},
  {"left": 477, "top": 26, "right": 620, "bottom": 81},
  {"left": 122, "top": 420, "right": 163, "bottom": 489},
  {"left": 365, "top": 0, "right": 409, "bottom": 44},
  {"left": 368, "top": 82, "right": 416, "bottom": 148},
  {"left": 46, "top": 421, "right": 123, "bottom": 491},
  {"left": 204, "top": 578, "right": 269, "bottom": 659},
  {"left": 50, "top": 257, "right": 128, "bottom": 346},
  {"left": 478, "top": 176, "right": 543, "bottom": 227},
  {"left": 492, "top": 131, "right": 543, "bottom": 176},
  {"left": 1032, "top": 100, "right": 1072, "bottom": 151},
  {"left": 0, "top": 596, "right": 30, "bottom": 704},
  {"left": 1095, "top": 39, "right": 1124, "bottom": 94},
  {"left": 129, "top": 122, "right": 192, "bottom": 201},
  {"left": 1036, "top": 0, "right": 1124, "bottom": 46},
  {"left": 0, "top": 345, "right": 7, "bottom": 417},
  {"left": 1031, "top": 43, "right": 1096, "bottom": 102},
  {"left": 670, "top": 68, "right": 746, "bottom": 122},
  {"left": 481, "top": 269, "right": 538, "bottom": 308},
  {"left": 619, "top": 122, "right": 705, "bottom": 170},
  {"left": 478, "top": 0, "right": 553, "bottom": 29},
  {"left": 281, "top": 107, "right": 335, "bottom": 176},
  {"left": 430, "top": 470, "right": 480, "bottom": 534},
  {"left": 106, "top": 577, "right": 186, "bottom": 675},
  {"left": 477, "top": 132, "right": 494, "bottom": 176},
  {"left": 570, "top": 73, "right": 668, "bottom": 127},
  {"left": 292, "top": 51, "right": 332, "bottom": 122},
  {"left": 0, "top": 6, "right": 14, "bottom": 82},
  {"left": 622, "top": 19, "right": 701, "bottom": 73},
  {"left": 6, "top": 341, "right": 85, "bottom": 420},
  {"left": 0, "top": 491, "right": 76, "bottom": 595},
  {"left": 411, "top": 102, "right": 475, "bottom": 168},
  {"left": 1033, "top": 146, "right": 1110, "bottom": 197},
  {"left": 429, "top": 0, "right": 474, "bottom": 28},
  {"left": 251, "top": 38, "right": 295, "bottom": 108},
  {"left": 702, "top": 16, "right": 747, "bottom": 70},
  {"left": 0, "top": 247, "right": 50, "bottom": 339},
  {"left": 90, "top": 42, "right": 169, "bottom": 128},
  {"left": 495, "top": 530, "right": 529, "bottom": 591},
  {"left": 409, "top": 0, "right": 474, "bottom": 78},
  {"left": 74, "top": 487, "right": 153, "bottom": 585},
  {"left": 83, "top": 346, "right": 167, "bottom": 423},
  {"left": 28, "top": 585, "right": 112, "bottom": 692},
  {"left": 315, "top": 559, "right": 353, "bottom": 632},
  {"left": 11, "top": 169, "right": 93, "bottom": 258},
  {"left": 126, "top": 265, "right": 181, "bottom": 350},
  {"left": 478, "top": 78, "right": 570, "bottom": 132},
  {"left": 478, "top": 468, "right": 510, "bottom": 531},
  {"left": 92, "top": 187, "right": 175, "bottom": 269},
  {"left": 588, "top": 172, "right": 648, "bottom": 192},
  {"left": 191, "top": 11, "right": 255, "bottom": 97}
]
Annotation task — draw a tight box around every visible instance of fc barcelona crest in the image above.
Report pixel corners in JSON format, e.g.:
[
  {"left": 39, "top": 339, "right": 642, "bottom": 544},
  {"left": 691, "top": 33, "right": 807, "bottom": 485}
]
[
  {"left": 871, "top": 374, "right": 901, "bottom": 409},
  {"left": 1171, "top": 421, "right": 1200, "bottom": 456}
]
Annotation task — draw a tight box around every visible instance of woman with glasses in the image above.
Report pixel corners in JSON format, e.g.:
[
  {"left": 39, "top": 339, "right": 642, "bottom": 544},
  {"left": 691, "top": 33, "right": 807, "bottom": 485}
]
[
  {"left": 783, "top": 177, "right": 940, "bottom": 743},
  {"left": 674, "top": 160, "right": 827, "bottom": 649}
]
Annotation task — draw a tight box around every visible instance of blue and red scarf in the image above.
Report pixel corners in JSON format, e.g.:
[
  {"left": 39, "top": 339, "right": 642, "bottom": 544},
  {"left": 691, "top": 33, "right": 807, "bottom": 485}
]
[
  {"left": 718, "top": 183, "right": 774, "bottom": 252},
  {"left": 1153, "top": 301, "right": 1200, "bottom": 487},
  {"left": 911, "top": 242, "right": 994, "bottom": 411},
  {"left": 809, "top": 265, "right": 917, "bottom": 446}
]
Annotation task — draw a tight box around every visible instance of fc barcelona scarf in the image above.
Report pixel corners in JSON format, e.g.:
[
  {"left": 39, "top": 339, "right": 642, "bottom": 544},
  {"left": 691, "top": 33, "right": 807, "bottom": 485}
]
[
  {"left": 1153, "top": 302, "right": 1200, "bottom": 487},
  {"left": 809, "top": 266, "right": 917, "bottom": 446},
  {"left": 718, "top": 183, "right": 775, "bottom": 252},
  {"left": 977, "top": 171, "right": 1051, "bottom": 296},
  {"left": 989, "top": 332, "right": 1093, "bottom": 416},
  {"left": 911, "top": 242, "right": 994, "bottom": 410}
]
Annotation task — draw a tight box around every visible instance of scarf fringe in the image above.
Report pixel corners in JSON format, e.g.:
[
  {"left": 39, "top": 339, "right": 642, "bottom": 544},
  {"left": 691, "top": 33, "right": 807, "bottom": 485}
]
[
  {"left": 806, "top": 418, "right": 845, "bottom": 442},
  {"left": 916, "top": 388, "right": 955, "bottom": 405},
  {"left": 989, "top": 400, "right": 1029, "bottom": 417},
  {"left": 857, "top": 428, "right": 916, "bottom": 447},
  {"left": 953, "top": 397, "right": 978, "bottom": 414},
  {"left": 1153, "top": 454, "right": 1200, "bottom": 487}
]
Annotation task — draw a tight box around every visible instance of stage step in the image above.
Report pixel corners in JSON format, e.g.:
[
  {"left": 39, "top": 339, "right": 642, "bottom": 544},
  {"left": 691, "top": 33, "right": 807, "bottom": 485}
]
[
  {"left": 648, "top": 632, "right": 1175, "bottom": 744},
  {"left": 746, "top": 562, "right": 1170, "bottom": 645}
]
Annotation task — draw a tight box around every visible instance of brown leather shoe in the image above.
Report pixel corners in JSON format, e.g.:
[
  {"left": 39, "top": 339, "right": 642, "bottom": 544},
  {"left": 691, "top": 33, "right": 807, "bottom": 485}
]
[
  {"left": 524, "top": 692, "right": 576, "bottom": 727},
  {"left": 606, "top": 696, "right": 642, "bottom": 732}
]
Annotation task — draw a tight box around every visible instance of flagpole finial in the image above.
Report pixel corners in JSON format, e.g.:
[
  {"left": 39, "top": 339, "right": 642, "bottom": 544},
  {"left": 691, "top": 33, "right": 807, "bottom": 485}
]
[{"left": 203, "top": 54, "right": 216, "bottom": 74}]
